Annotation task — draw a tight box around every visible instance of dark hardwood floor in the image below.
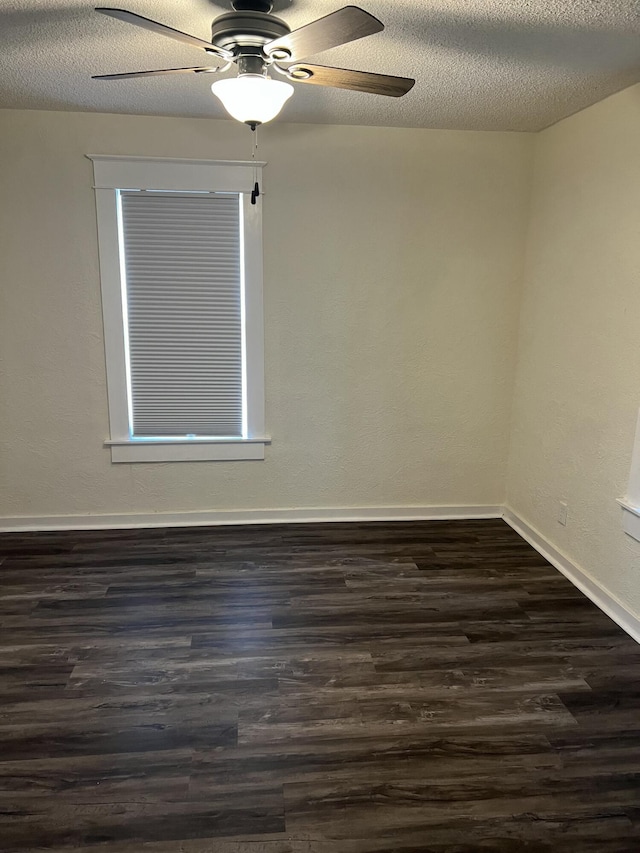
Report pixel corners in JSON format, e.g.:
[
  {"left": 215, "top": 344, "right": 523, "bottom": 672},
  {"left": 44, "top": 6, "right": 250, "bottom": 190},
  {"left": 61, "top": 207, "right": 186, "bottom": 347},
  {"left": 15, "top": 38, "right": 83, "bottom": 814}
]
[{"left": 1, "top": 519, "right": 640, "bottom": 852}]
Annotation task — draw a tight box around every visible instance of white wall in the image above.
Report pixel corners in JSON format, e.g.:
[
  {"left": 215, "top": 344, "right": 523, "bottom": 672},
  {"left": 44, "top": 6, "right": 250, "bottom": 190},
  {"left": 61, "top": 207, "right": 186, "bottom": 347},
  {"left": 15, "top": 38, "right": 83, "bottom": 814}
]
[
  {"left": 0, "top": 110, "right": 532, "bottom": 520},
  {"left": 507, "top": 83, "right": 640, "bottom": 616}
]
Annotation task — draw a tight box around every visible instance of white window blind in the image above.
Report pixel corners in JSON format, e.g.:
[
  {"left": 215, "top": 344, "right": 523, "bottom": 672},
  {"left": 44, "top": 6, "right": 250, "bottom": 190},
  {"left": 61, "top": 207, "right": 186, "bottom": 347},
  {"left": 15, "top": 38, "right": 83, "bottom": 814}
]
[{"left": 118, "top": 190, "right": 244, "bottom": 438}]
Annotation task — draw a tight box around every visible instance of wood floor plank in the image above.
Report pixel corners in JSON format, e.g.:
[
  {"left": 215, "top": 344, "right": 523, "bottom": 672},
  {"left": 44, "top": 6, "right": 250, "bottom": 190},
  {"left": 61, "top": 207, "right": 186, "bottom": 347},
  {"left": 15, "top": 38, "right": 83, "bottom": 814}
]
[{"left": 0, "top": 749, "right": 192, "bottom": 801}]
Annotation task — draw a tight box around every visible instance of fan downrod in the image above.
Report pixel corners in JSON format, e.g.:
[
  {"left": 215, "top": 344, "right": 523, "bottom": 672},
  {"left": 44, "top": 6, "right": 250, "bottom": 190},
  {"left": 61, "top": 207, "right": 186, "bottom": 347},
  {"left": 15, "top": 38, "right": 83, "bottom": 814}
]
[{"left": 232, "top": 1, "right": 274, "bottom": 13}]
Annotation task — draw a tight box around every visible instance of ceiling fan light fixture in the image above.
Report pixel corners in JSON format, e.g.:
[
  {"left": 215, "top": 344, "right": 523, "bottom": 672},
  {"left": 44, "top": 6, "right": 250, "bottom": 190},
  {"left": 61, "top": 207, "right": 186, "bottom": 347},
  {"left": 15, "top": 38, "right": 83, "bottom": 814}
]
[{"left": 211, "top": 74, "right": 294, "bottom": 125}]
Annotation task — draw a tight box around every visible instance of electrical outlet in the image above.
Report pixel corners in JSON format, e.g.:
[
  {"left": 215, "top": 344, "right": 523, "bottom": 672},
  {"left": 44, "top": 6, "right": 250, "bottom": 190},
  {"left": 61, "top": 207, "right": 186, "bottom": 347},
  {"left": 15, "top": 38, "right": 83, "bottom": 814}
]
[{"left": 558, "top": 501, "right": 568, "bottom": 526}]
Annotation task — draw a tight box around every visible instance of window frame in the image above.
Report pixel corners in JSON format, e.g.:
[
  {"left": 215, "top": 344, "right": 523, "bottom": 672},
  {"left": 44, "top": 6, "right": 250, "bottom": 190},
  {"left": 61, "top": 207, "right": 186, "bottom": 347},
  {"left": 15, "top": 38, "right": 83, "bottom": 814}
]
[{"left": 90, "top": 155, "right": 268, "bottom": 463}]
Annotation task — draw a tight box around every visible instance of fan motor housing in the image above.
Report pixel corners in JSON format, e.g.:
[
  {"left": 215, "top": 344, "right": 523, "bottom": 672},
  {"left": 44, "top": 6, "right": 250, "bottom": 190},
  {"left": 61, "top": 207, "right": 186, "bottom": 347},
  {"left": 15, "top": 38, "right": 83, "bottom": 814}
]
[{"left": 211, "top": 11, "right": 291, "bottom": 51}]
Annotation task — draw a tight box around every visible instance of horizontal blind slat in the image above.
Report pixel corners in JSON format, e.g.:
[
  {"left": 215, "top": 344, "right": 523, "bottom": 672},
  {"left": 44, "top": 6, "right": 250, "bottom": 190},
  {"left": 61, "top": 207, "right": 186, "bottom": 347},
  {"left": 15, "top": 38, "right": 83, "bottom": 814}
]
[{"left": 120, "top": 190, "right": 243, "bottom": 437}]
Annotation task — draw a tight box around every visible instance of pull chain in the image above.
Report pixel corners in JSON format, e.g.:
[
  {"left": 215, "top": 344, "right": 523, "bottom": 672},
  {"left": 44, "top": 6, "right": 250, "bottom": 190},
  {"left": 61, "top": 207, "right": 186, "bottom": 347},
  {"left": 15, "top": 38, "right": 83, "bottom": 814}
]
[{"left": 250, "top": 125, "right": 260, "bottom": 205}]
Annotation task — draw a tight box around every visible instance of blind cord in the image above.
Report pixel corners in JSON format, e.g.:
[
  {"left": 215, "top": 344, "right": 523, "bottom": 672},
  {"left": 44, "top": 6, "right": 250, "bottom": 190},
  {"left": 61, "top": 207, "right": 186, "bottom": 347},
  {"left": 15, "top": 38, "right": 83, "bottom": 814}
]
[{"left": 250, "top": 125, "right": 260, "bottom": 205}]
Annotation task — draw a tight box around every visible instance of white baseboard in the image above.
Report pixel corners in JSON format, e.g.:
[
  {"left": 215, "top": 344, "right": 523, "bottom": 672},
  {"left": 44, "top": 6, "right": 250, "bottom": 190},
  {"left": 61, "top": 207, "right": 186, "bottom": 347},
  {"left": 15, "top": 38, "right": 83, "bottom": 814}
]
[
  {"left": 503, "top": 508, "right": 640, "bottom": 645},
  {"left": 0, "top": 504, "right": 502, "bottom": 533},
  {"left": 4, "top": 503, "right": 638, "bottom": 644}
]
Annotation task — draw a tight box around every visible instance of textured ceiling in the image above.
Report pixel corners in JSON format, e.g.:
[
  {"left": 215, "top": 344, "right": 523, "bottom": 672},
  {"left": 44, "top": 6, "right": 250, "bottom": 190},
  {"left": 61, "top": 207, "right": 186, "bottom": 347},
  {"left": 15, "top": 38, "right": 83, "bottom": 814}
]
[{"left": 1, "top": 0, "right": 640, "bottom": 131}]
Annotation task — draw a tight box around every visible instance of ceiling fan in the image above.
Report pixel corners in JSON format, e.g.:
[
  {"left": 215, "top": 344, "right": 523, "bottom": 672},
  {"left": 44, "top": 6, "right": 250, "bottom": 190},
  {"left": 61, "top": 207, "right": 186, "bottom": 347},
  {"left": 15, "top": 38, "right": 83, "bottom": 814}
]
[{"left": 93, "top": 2, "right": 415, "bottom": 126}]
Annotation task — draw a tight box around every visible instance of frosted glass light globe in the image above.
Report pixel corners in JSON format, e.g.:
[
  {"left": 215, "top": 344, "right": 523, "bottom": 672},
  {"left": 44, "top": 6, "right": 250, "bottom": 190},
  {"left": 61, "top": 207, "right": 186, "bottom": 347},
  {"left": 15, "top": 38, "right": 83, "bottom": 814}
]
[{"left": 211, "top": 75, "right": 294, "bottom": 125}]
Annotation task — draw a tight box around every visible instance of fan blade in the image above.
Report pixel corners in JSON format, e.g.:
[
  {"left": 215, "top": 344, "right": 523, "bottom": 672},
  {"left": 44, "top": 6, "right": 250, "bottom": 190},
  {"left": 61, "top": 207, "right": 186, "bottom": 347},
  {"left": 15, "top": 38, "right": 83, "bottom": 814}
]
[
  {"left": 92, "top": 66, "right": 220, "bottom": 80},
  {"left": 95, "top": 8, "right": 233, "bottom": 60},
  {"left": 264, "top": 6, "right": 383, "bottom": 62},
  {"left": 286, "top": 64, "right": 415, "bottom": 97}
]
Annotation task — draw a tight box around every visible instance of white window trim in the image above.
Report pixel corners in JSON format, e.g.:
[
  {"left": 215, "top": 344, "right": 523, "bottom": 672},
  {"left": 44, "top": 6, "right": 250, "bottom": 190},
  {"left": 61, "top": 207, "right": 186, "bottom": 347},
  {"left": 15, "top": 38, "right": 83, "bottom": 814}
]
[{"left": 90, "top": 155, "right": 269, "bottom": 463}]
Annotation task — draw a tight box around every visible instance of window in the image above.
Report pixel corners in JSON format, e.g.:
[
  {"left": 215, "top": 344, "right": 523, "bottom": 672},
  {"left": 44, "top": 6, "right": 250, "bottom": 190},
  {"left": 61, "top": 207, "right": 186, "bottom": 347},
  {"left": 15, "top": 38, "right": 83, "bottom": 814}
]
[{"left": 90, "top": 156, "right": 268, "bottom": 462}]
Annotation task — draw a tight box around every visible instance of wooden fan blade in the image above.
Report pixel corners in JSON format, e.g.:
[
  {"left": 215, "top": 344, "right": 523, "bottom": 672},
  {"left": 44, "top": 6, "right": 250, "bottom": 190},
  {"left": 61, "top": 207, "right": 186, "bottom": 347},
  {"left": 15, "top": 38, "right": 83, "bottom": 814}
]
[
  {"left": 92, "top": 66, "right": 220, "bottom": 80},
  {"left": 264, "top": 6, "right": 383, "bottom": 62},
  {"left": 286, "top": 64, "right": 415, "bottom": 97},
  {"left": 95, "top": 8, "right": 233, "bottom": 60}
]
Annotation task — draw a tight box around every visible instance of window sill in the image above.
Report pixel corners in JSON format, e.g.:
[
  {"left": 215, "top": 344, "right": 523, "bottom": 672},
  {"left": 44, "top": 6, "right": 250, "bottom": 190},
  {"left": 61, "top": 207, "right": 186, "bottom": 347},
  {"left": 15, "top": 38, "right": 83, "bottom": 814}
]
[
  {"left": 105, "top": 438, "right": 270, "bottom": 463},
  {"left": 618, "top": 499, "right": 640, "bottom": 543}
]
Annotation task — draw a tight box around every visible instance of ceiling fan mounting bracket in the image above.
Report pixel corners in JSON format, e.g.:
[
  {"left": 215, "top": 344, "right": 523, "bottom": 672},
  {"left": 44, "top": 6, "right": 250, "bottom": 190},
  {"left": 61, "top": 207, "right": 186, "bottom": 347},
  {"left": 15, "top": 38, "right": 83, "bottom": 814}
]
[
  {"left": 231, "top": 0, "right": 274, "bottom": 12},
  {"left": 288, "top": 65, "right": 313, "bottom": 80},
  {"left": 210, "top": 11, "right": 291, "bottom": 52}
]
